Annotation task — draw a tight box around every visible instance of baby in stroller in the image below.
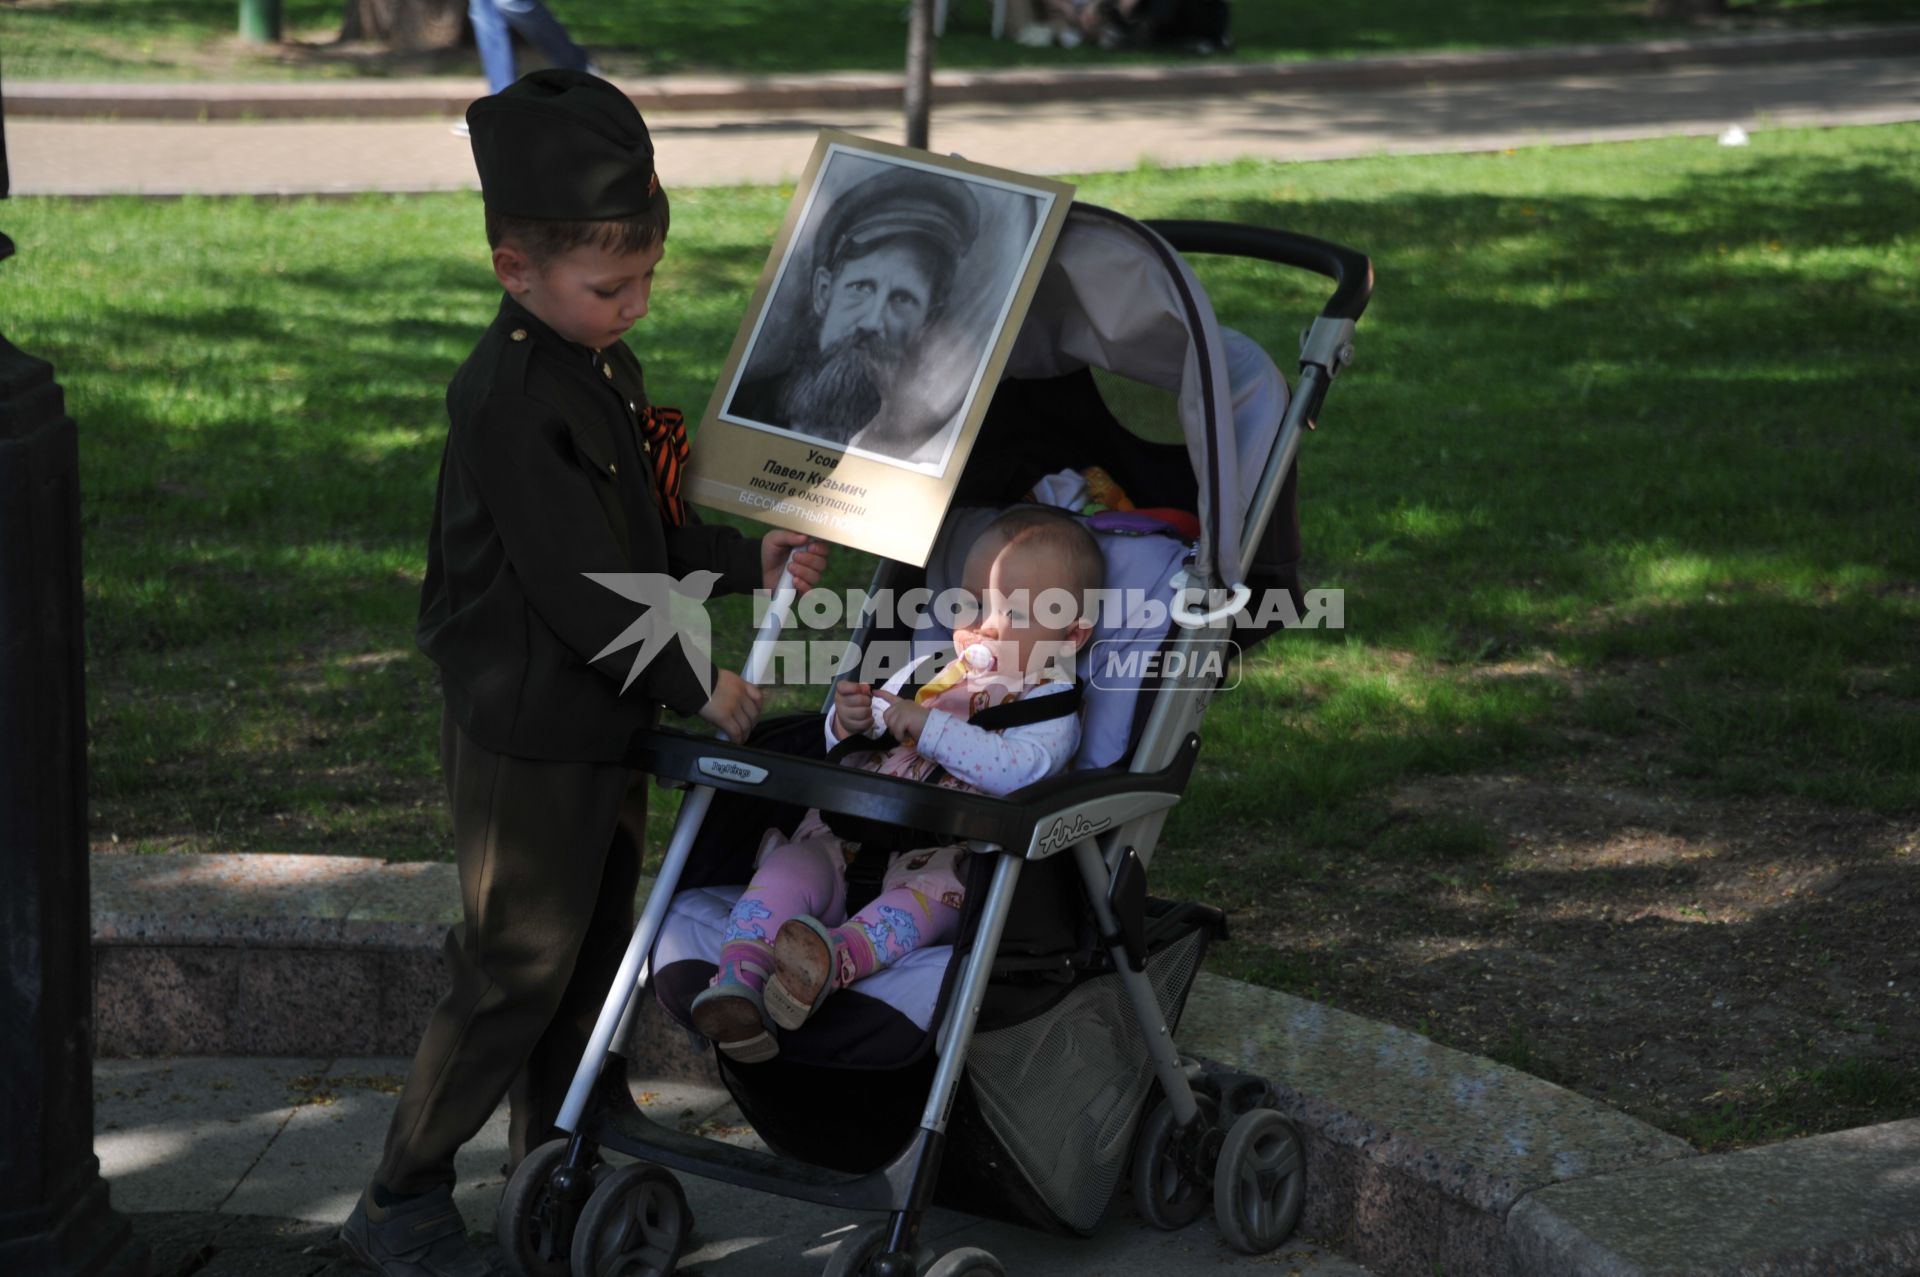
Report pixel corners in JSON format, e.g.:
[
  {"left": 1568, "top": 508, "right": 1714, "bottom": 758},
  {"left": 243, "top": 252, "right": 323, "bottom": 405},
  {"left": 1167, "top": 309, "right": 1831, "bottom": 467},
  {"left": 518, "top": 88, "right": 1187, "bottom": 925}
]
[{"left": 689, "top": 507, "right": 1104, "bottom": 1062}]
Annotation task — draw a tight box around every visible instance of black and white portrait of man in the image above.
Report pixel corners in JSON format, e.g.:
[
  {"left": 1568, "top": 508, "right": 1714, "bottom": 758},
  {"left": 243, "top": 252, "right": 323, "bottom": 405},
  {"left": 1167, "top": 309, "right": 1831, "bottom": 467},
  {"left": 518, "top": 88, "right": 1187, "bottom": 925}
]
[{"left": 721, "top": 146, "right": 1050, "bottom": 473}]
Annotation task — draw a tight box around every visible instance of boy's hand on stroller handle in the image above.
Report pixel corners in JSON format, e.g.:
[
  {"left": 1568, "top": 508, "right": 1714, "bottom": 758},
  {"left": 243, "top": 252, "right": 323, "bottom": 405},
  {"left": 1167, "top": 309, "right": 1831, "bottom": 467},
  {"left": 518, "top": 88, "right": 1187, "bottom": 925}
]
[
  {"left": 699, "top": 669, "right": 763, "bottom": 741},
  {"left": 874, "top": 687, "right": 929, "bottom": 746},
  {"left": 761, "top": 530, "right": 829, "bottom": 593},
  {"left": 832, "top": 680, "right": 875, "bottom": 739}
]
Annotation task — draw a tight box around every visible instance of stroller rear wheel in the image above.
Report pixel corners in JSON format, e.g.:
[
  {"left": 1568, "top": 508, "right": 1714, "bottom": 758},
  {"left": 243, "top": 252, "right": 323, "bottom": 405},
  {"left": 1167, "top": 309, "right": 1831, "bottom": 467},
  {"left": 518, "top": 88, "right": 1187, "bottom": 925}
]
[
  {"left": 1213, "top": 1109, "right": 1305, "bottom": 1254},
  {"left": 1130, "top": 1094, "right": 1218, "bottom": 1230},
  {"left": 570, "top": 1163, "right": 692, "bottom": 1277},
  {"left": 924, "top": 1247, "right": 1004, "bottom": 1276},
  {"left": 499, "top": 1138, "right": 594, "bottom": 1277}
]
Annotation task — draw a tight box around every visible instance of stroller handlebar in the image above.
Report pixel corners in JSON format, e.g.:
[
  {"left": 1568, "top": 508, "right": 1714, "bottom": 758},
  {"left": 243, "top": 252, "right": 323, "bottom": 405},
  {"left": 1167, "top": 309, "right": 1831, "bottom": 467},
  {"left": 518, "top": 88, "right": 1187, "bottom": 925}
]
[{"left": 1144, "top": 220, "right": 1374, "bottom": 323}]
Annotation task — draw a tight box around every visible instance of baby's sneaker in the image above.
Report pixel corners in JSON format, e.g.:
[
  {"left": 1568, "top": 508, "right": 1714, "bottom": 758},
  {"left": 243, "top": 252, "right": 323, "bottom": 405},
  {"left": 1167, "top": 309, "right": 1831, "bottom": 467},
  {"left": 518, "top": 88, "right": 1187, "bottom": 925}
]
[
  {"left": 765, "top": 916, "right": 842, "bottom": 1031},
  {"left": 690, "top": 981, "right": 777, "bottom": 1063}
]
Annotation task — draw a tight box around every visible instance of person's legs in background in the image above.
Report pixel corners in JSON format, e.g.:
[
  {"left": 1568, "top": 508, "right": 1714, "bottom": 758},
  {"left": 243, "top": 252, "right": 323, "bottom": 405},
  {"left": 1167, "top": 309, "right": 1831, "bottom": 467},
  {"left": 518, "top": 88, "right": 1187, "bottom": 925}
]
[
  {"left": 467, "top": 0, "right": 594, "bottom": 100},
  {"left": 496, "top": 0, "right": 593, "bottom": 79},
  {"left": 467, "top": 0, "right": 519, "bottom": 94}
]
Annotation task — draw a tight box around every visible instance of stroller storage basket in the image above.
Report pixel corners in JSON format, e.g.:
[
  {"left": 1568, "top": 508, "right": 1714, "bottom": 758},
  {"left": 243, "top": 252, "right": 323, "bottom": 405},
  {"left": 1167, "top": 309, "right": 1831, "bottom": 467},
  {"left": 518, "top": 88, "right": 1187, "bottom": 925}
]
[{"left": 943, "top": 900, "right": 1218, "bottom": 1234}]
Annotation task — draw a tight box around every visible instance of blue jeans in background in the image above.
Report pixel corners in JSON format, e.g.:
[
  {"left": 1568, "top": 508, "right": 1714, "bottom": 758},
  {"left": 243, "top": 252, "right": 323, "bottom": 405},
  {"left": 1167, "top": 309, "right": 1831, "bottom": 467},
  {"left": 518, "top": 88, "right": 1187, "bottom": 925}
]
[{"left": 470, "top": 0, "right": 592, "bottom": 94}]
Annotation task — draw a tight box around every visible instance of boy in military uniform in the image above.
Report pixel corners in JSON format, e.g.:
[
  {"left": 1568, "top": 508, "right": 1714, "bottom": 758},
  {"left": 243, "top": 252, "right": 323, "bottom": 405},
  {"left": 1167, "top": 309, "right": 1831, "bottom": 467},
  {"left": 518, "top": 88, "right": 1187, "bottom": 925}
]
[{"left": 342, "top": 70, "right": 827, "bottom": 1276}]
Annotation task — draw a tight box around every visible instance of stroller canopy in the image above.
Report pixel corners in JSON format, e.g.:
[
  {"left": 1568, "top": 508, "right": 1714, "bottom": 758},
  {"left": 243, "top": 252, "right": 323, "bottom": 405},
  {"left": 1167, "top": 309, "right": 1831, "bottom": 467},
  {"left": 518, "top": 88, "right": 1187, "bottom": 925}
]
[{"left": 1003, "top": 204, "right": 1283, "bottom": 589}]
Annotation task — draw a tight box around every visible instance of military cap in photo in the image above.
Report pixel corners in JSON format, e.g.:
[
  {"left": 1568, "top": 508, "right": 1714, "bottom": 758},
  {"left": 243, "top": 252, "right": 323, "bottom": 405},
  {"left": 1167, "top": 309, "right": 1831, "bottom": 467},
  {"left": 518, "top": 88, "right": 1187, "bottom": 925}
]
[
  {"left": 467, "top": 69, "right": 660, "bottom": 220},
  {"left": 817, "top": 166, "right": 980, "bottom": 274}
]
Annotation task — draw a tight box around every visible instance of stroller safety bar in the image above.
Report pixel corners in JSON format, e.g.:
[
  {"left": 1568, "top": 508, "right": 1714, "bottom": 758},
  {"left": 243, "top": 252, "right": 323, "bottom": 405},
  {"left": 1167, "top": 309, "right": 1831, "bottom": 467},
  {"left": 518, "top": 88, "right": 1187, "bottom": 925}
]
[{"left": 625, "top": 725, "right": 1199, "bottom": 855}]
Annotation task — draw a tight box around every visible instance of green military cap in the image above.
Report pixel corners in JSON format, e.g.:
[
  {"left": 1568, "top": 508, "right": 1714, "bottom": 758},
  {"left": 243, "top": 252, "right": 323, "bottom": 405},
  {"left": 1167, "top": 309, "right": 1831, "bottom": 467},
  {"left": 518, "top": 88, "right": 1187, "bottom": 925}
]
[
  {"left": 817, "top": 166, "right": 980, "bottom": 277},
  {"left": 467, "top": 69, "right": 659, "bottom": 220}
]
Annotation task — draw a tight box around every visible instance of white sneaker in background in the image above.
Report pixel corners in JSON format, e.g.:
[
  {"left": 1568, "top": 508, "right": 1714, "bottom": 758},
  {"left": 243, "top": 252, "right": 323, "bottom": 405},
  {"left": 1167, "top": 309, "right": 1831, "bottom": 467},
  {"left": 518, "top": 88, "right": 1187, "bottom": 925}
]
[{"left": 449, "top": 120, "right": 471, "bottom": 138}]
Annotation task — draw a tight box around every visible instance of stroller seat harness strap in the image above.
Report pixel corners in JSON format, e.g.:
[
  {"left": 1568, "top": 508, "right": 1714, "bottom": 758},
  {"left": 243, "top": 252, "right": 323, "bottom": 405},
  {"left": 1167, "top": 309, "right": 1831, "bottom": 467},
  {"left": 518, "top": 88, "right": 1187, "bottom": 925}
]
[{"left": 820, "top": 681, "right": 1084, "bottom": 854}]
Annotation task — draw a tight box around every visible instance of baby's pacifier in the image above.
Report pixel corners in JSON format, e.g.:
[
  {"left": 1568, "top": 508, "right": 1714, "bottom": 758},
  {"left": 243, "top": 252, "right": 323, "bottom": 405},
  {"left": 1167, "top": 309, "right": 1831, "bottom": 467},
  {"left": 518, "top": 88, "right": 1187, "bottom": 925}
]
[{"left": 960, "top": 643, "right": 997, "bottom": 673}]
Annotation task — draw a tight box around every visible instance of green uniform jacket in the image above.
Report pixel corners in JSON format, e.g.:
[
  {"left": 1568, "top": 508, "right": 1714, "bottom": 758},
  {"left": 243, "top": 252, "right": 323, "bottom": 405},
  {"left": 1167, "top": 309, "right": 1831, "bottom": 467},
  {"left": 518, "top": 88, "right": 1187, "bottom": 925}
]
[{"left": 417, "top": 293, "right": 761, "bottom": 762}]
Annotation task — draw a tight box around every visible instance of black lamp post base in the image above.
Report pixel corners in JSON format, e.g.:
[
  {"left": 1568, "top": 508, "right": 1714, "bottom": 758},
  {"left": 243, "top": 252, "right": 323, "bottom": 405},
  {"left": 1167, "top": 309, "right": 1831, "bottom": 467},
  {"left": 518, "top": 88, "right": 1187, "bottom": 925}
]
[{"left": 0, "top": 1176, "right": 149, "bottom": 1277}]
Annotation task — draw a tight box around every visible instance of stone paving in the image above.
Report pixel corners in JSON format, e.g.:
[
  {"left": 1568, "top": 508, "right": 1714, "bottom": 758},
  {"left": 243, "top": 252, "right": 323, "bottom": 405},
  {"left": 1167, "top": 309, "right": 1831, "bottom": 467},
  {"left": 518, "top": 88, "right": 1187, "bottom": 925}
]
[{"left": 97, "top": 1056, "right": 1374, "bottom": 1276}]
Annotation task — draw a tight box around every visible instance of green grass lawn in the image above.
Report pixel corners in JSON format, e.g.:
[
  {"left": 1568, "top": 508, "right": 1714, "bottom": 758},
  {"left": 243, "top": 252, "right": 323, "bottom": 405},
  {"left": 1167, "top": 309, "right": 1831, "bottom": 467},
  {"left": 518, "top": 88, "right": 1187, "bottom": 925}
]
[
  {"left": 2, "top": 0, "right": 1911, "bottom": 81},
  {"left": 7, "top": 121, "right": 1914, "bottom": 861}
]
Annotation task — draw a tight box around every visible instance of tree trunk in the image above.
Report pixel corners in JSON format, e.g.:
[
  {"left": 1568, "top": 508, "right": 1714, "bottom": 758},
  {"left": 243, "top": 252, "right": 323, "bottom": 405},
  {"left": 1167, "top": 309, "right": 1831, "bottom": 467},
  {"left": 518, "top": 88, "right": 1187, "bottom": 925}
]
[
  {"left": 905, "top": 0, "right": 934, "bottom": 151},
  {"left": 339, "top": 0, "right": 466, "bottom": 50}
]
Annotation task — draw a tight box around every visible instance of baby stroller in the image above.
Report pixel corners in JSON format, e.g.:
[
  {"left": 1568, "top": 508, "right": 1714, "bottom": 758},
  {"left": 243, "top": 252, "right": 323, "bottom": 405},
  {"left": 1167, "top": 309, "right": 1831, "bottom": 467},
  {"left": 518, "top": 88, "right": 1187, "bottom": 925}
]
[{"left": 495, "top": 203, "right": 1371, "bottom": 1277}]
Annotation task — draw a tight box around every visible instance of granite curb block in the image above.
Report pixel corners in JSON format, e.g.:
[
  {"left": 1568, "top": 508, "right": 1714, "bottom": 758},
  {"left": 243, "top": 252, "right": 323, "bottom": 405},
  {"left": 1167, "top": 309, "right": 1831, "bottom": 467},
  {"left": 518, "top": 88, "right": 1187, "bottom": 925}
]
[
  {"left": 1506, "top": 1120, "right": 1920, "bottom": 1276},
  {"left": 1181, "top": 974, "right": 1696, "bottom": 1275},
  {"left": 89, "top": 854, "right": 1918, "bottom": 1275},
  {"left": 15, "top": 25, "right": 1920, "bottom": 121},
  {"left": 91, "top": 853, "right": 715, "bottom": 1078}
]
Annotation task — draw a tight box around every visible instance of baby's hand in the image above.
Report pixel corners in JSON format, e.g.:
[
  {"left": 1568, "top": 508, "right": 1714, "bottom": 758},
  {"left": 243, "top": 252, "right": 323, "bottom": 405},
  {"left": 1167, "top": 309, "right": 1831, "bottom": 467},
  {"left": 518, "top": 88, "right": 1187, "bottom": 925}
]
[
  {"left": 874, "top": 688, "right": 930, "bottom": 746},
  {"left": 832, "top": 680, "right": 874, "bottom": 740}
]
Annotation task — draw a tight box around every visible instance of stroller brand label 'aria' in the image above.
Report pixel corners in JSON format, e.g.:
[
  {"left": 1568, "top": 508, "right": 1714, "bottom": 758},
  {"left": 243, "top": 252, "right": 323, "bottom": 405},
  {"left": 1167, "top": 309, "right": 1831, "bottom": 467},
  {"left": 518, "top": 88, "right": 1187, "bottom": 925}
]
[{"left": 1034, "top": 812, "right": 1114, "bottom": 856}]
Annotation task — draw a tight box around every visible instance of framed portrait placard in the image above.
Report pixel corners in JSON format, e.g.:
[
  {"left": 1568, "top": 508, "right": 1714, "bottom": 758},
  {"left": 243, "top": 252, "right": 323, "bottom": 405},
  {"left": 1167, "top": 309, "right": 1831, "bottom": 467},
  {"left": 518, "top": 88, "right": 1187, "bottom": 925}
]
[{"left": 687, "top": 130, "right": 1074, "bottom": 566}]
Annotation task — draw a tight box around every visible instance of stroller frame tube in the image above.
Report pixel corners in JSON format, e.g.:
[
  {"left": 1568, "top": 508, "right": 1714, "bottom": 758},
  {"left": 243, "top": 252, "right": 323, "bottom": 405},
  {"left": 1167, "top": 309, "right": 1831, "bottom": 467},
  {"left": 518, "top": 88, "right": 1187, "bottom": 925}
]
[
  {"left": 920, "top": 846, "right": 1022, "bottom": 1133},
  {"left": 1072, "top": 838, "right": 1201, "bottom": 1126},
  {"left": 554, "top": 566, "right": 801, "bottom": 1136}
]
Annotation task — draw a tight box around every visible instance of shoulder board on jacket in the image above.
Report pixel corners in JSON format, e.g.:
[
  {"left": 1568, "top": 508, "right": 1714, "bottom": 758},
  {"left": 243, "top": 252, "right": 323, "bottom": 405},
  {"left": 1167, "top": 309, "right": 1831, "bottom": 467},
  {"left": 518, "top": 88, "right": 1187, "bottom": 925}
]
[{"left": 491, "top": 319, "right": 537, "bottom": 395}]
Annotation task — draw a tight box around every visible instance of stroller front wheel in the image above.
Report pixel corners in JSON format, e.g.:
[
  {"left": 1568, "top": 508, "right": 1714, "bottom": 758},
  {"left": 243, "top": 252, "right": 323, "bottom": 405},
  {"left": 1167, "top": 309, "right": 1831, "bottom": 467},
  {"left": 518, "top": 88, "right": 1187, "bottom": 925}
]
[
  {"left": 570, "top": 1163, "right": 692, "bottom": 1277},
  {"left": 1213, "top": 1109, "right": 1306, "bottom": 1254},
  {"left": 498, "top": 1138, "right": 587, "bottom": 1277},
  {"left": 823, "top": 1221, "right": 933, "bottom": 1277},
  {"left": 1130, "top": 1095, "right": 1217, "bottom": 1230}
]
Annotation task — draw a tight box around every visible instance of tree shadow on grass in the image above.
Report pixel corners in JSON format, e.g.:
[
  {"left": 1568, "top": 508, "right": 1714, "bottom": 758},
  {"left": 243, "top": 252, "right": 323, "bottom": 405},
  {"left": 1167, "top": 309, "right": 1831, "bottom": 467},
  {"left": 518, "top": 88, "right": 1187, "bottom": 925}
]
[{"left": 1186, "top": 773, "right": 1920, "bottom": 1147}]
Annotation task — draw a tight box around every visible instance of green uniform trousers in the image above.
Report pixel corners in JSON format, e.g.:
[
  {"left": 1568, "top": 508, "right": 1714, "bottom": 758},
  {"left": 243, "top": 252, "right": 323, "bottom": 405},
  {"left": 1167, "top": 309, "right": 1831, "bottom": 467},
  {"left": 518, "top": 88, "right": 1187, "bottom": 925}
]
[{"left": 376, "top": 710, "right": 646, "bottom": 1195}]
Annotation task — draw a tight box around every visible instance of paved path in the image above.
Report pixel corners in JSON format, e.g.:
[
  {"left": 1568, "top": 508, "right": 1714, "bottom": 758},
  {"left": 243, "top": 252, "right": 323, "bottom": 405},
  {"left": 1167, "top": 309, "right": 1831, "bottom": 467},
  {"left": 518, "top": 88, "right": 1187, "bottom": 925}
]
[
  {"left": 99, "top": 1055, "right": 1374, "bottom": 1275},
  {"left": 12, "top": 53, "right": 1919, "bottom": 197}
]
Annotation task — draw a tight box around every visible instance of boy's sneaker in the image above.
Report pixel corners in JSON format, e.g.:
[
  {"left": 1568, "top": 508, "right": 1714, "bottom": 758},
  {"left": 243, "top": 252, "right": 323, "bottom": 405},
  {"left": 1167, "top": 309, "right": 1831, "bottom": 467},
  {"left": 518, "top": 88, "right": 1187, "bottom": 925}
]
[{"left": 340, "top": 1185, "right": 498, "bottom": 1277}]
